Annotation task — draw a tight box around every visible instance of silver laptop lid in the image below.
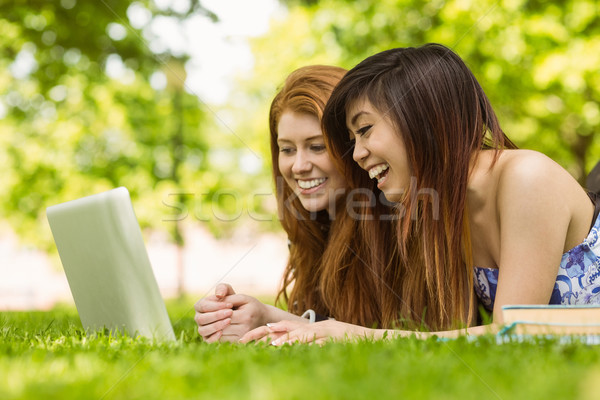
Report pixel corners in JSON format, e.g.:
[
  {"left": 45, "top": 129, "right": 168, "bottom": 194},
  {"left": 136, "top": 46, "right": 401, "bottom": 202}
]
[{"left": 47, "top": 187, "right": 175, "bottom": 341}]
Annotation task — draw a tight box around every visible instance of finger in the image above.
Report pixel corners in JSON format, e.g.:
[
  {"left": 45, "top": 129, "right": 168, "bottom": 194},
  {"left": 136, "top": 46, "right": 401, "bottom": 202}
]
[
  {"left": 194, "top": 298, "right": 234, "bottom": 313},
  {"left": 239, "top": 325, "right": 273, "bottom": 344},
  {"left": 220, "top": 321, "right": 255, "bottom": 341},
  {"left": 194, "top": 308, "right": 233, "bottom": 326},
  {"left": 221, "top": 321, "right": 262, "bottom": 343},
  {"left": 203, "top": 330, "right": 222, "bottom": 344},
  {"left": 223, "top": 294, "right": 252, "bottom": 308},
  {"left": 272, "top": 328, "right": 313, "bottom": 346},
  {"left": 309, "top": 338, "right": 327, "bottom": 347},
  {"left": 197, "top": 318, "right": 231, "bottom": 338},
  {"left": 198, "top": 318, "right": 230, "bottom": 340},
  {"left": 215, "top": 283, "right": 236, "bottom": 299},
  {"left": 228, "top": 307, "right": 264, "bottom": 329},
  {"left": 263, "top": 320, "right": 300, "bottom": 333},
  {"left": 257, "top": 331, "right": 287, "bottom": 344},
  {"left": 194, "top": 294, "right": 219, "bottom": 309},
  {"left": 219, "top": 333, "right": 243, "bottom": 343},
  {"left": 265, "top": 323, "right": 289, "bottom": 333}
]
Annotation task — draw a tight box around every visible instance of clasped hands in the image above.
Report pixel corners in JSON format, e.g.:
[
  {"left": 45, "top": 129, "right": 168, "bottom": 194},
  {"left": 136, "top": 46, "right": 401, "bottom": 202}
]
[{"left": 194, "top": 283, "right": 370, "bottom": 345}]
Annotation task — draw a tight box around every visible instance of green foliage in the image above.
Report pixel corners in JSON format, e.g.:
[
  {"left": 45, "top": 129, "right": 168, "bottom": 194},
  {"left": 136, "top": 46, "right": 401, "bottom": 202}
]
[
  {"left": 245, "top": 0, "right": 600, "bottom": 183},
  {"left": 2, "top": 0, "right": 600, "bottom": 251},
  {"left": 0, "top": 1, "right": 255, "bottom": 250},
  {"left": 2, "top": 304, "right": 600, "bottom": 399}
]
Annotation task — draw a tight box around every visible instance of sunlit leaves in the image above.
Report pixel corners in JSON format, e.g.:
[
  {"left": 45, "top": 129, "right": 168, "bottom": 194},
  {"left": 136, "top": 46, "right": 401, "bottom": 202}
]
[
  {"left": 259, "top": 0, "right": 600, "bottom": 181},
  {"left": 0, "top": 1, "right": 216, "bottom": 249}
]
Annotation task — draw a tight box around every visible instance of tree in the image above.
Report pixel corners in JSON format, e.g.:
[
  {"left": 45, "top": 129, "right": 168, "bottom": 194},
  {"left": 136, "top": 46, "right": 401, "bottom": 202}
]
[
  {"left": 0, "top": 1, "right": 221, "bottom": 297},
  {"left": 247, "top": 0, "right": 600, "bottom": 182}
]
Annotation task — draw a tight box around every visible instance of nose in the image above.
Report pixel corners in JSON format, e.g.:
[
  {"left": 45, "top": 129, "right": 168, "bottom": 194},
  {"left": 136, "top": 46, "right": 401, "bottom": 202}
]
[
  {"left": 352, "top": 138, "right": 369, "bottom": 164},
  {"left": 291, "top": 149, "right": 311, "bottom": 175}
]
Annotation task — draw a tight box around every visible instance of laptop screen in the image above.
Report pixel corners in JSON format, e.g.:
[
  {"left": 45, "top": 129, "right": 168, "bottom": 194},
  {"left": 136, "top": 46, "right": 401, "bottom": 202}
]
[{"left": 47, "top": 187, "right": 175, "bottom": 341}]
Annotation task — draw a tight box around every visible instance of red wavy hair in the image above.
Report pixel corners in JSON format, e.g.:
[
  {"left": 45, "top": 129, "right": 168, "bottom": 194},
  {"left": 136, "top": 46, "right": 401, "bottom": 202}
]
[{"left": 270, "top": 65, "right": 402, "bottom": 328}]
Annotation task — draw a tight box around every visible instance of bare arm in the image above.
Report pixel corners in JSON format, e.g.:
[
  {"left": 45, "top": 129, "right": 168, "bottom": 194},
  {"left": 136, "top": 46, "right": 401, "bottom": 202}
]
[
  {"left": 240, "top": 320, "right": 501, "bottom": 345},
  {"left": 491, "top": 152, "right": 576, "bottom": 324}
]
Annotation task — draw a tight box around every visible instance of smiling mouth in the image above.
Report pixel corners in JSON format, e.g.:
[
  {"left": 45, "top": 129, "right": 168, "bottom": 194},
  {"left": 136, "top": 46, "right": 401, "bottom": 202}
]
[
  {"left": 297, "top": 178, "right": 327, "bottom": 190},
  {"left": 368, "top": 164, "right": 389, "bottom": 184}
]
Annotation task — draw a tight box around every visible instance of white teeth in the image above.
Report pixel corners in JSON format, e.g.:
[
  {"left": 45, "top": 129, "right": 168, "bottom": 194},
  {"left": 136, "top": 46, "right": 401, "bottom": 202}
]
[
  {"left": 298, "top": 178, "right": 326, "bottom": 189},
  {"left": 368, "top": 164, "right": 389, "bottom": 180}
]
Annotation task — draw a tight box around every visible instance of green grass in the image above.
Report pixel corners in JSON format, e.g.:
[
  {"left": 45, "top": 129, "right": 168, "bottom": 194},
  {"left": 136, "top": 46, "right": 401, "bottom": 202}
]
[{"left": 1, "top": 299, "right": 600, "bottom": 400}]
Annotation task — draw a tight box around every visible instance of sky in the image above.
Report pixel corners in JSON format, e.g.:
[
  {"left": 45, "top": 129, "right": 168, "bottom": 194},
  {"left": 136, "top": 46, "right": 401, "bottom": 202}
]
[{"left": 143, "top": 0, "right": 283, "bottom": 104}]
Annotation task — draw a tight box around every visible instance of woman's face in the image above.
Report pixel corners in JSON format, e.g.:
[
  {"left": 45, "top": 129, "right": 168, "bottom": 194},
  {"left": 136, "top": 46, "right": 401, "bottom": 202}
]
[
  {"left": 277, "top": 111, "right": 347, "bottom": 215},
  {"left": 346, "top": 99, "right": 410, "bottom": 202}
]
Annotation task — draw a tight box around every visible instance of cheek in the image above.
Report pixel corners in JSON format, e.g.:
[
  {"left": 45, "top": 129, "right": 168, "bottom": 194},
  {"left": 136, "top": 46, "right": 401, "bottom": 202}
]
[
  {"left": 316, "top": 156, "right": 345, "bottom": 185},
  {"left": 389, "top": 150, "right": 409, "bottom": 173},
  {"left": 278, "top": 159, "right": 298, "bottom": 190},
  {"left": 317, "top": 155, "right": 338, "bottom": 175},
  {"left": 326, "top": 171, "right": 347, "bottom": 193},
  {"left": 278, "top": 158, "right": 292, "bottom": 176},
  {"left": 331, "top": 169, "right": 346, "bottom": 186}
]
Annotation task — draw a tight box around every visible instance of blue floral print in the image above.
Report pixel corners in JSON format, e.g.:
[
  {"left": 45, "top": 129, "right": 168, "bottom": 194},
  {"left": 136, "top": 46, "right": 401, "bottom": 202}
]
[{"left": 474, "top": 213, "right": 600, "bottom": 311}]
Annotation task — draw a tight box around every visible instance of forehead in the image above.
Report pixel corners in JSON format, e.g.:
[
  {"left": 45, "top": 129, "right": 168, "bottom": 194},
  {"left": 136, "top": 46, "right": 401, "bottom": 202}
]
[
  {"left": 277, "top": 111, "right": 322, "bottom": 141},
  {"left": 345, "top": 98, "right": 378, "bottom": 126}
]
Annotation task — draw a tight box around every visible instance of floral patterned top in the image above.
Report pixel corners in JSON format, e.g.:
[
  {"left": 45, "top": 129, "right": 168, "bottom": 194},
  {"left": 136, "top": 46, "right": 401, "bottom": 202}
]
[{"left": 474, "top": 212, "right": 600, "bottom": 311}]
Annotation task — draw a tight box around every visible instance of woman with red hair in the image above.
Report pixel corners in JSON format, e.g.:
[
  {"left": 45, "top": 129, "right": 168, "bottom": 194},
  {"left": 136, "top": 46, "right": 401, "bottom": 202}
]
[{"left": 195, "top": 65, "right": 399, "bottom": 342}]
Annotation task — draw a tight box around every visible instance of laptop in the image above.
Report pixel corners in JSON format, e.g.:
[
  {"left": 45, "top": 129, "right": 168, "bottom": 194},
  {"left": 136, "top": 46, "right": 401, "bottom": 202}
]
[{"left": 47, "top": 187, "right": 176, "bottom": 341}]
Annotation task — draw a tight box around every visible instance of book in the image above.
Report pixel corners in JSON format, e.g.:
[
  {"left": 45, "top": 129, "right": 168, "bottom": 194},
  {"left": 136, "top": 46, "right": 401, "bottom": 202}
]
[{"left": 501, "top": 305, "right": 600, "bottom": 336}]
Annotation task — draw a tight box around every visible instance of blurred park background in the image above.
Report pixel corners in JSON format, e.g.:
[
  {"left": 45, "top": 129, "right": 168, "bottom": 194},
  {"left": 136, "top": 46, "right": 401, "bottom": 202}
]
[{"left": 1, "top": 0, "right": 599, "bottom": 310}]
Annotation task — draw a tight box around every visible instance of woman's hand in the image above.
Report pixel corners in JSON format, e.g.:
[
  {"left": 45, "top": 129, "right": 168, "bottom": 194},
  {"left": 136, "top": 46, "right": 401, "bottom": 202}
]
[
  {"left": 239, "top": 319, "right": 373, "bottom": 345},
  {"left": 194, "top": 283, "right": 236, "bottom": 343},
  {"left": 194, "top": 283, "right": 270, "bottom": 343},
  {"left": 237, "top": 324, "right": 291, "bottom": 345}
]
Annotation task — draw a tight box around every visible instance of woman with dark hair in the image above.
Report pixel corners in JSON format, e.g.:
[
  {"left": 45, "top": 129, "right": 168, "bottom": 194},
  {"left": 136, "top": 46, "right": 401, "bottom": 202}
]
[
  {"left": 195, "top": 65, "right": 400, "bottom": 343},
  {"left": 242, "top": 44, "right": 600, "bottom": 344}
]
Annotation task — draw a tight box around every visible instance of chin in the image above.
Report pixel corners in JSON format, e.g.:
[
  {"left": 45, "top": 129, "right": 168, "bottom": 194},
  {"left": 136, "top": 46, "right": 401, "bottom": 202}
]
[
  {"left": 296, "top": 196, "right": 327, "bottom": 213},
  {"left": 381, "top": 189, "right": 403, "bottom": 203},
  {"left": 300, "top": 202, "right": 327, "bottom": 214}
]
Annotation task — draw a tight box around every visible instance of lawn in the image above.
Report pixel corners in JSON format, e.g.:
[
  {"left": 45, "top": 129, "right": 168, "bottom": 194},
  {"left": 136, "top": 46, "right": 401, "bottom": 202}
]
[{"left": 1, "top": 299, "right": 599, "bottom": 400}]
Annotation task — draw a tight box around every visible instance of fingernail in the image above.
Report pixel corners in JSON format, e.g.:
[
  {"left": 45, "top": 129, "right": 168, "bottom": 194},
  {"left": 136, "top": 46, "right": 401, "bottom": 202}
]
[{"left": 266, "top": 323, "right": 274, "bottom": 328}]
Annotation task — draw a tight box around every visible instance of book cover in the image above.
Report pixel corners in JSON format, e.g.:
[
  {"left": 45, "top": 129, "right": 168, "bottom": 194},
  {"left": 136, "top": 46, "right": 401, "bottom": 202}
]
[{"left": 501, "top": 305, "right": 600, "bottom": 336}]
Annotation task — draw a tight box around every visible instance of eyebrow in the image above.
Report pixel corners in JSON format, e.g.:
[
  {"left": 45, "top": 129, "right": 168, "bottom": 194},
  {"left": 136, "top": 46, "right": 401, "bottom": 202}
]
[
  {"left": 277, "top": 135, "right": 324, "bottom": 144},
  {"left": 349, "top": 111, "right": 370, "bottom": 128}
]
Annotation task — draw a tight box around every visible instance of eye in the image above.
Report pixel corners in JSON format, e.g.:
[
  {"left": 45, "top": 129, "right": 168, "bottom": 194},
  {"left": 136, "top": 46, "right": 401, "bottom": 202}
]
[
  {"left": 279, "top": 147, "right": 295, "bottom": 154},
  {"left": 356, "top": 125, "right": 372, "bottom": 137},
  {"left": 310, "top": 144, "right": 326, "bottom": 152}
]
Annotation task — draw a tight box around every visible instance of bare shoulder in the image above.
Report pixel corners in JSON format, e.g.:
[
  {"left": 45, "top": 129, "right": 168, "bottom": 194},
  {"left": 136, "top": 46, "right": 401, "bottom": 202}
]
[
  {"left": 493, "top": 150, "right": 592, "bottom": 243},
  {"left": 467, "top": 149, "right": 574, "bottom": 217},
  {"left": 498, "top": 150, "right": 565, "bottom": 180},
  {"left": 496, "top": 149, "right": 578, "bottom": 198}
]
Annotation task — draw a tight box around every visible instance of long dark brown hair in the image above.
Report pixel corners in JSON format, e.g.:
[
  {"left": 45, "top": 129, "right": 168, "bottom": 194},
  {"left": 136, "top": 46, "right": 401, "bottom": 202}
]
[
  {"left": 270, "top": 65, "right": 402, "bottom": 328},
  {"left": 323, "top": 44, "right": 517, "bottom": 330}
]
